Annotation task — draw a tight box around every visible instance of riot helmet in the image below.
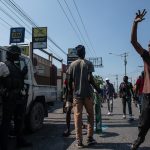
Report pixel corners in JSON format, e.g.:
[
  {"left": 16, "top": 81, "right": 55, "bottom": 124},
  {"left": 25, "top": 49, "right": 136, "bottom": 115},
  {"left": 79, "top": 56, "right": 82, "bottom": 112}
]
[
  {"left": 75, "top": 45, "right": 85, "bottom": 59},
  {"left": 6, "top": 45, "right": 21, "bottom": 61}
]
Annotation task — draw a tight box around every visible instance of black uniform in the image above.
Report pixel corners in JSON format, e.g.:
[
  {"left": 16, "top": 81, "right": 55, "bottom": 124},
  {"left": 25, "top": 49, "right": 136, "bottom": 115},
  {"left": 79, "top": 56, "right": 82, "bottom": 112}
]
[{"left": 0, "top": 45, "right": 30, "bottom": 150}]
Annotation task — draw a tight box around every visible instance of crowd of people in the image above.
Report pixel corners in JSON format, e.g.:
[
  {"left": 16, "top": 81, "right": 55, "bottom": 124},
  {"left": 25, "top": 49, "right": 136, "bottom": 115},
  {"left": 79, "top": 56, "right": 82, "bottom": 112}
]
[
  {"left": 62, "top": 43, "right": 147, "bottom": 149},
  {"left": 62, "top": 9, "right": 150, "bottom": 150},
  {"left": 0, "top": 9, "right": 150, "bottom": 150}
]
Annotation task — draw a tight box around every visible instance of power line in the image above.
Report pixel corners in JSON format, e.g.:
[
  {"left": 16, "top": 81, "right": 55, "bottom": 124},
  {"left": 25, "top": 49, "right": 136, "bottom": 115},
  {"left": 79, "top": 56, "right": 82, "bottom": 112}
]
[
  {"left": 57, "top": 0, "right": 82, "bottom": 44},
  {"left": 0, "top": 5, "right": 31, "bottom": 35},
  {"left": 8, "top": 0, "right": 37, "bottom": 27},
  {"left": 0, "top": 16, "right": 11, "bottom": 27},
  {"left": 73, "top": 0, "right": 97, "bottom": 56},
  {"left": 1, "top": 0, "right": 31, "bottom": 31},
  {"left": 0, "top": 0, "right": 67, "bottom": 61},
  {"left": 5, "top": 0, "right": 63, "bottom": 59},
  {"left": 63, "top": 0, "right": 93, "bottom": 57},
  {"left": 7, "top": 0, "right": 67, "bottom": 56}
]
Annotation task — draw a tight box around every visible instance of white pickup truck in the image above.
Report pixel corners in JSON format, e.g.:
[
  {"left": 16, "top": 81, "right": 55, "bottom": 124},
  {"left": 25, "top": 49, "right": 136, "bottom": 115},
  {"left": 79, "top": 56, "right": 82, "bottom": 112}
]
[{"left": 0, "top": 47, "right": 57, "bottom": 132}]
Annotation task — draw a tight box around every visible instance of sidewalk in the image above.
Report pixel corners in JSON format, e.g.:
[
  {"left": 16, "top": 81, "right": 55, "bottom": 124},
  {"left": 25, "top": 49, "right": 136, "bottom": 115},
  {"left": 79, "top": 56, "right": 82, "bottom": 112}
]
[{"left": 67, "top": 98, "right": 150, "bottom": 150}]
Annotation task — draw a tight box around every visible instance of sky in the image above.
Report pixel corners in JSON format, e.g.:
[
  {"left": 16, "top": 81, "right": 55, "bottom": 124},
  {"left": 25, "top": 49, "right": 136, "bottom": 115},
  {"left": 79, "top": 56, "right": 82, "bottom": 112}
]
[{"left": 0, "top": 0, "right": 150, "bottom": 88}]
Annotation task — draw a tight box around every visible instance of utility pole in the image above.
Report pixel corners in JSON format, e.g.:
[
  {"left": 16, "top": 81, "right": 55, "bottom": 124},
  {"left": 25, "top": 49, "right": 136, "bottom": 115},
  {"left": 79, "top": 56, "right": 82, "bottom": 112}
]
[
  {"left": 115, "top": 74, "right": 118, "bottom": 93},
  {"left": 123, "top": 52, "right": 128, "bottom": 76},
  {"left": 109, "top": 52, "right": 128, "bottom": 76}
]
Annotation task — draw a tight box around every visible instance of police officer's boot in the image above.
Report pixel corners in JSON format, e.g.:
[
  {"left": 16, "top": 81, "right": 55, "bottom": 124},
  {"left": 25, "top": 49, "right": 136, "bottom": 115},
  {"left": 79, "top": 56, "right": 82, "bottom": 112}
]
[{"left": 16, "top": 137, "right": 32, "bottom": 148}]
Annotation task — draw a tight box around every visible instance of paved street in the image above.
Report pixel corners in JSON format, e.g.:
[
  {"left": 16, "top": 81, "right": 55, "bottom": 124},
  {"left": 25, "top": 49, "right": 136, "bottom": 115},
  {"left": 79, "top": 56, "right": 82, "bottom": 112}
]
[{"left": 8, "top": 98, "right": 150, "bottom": 150}]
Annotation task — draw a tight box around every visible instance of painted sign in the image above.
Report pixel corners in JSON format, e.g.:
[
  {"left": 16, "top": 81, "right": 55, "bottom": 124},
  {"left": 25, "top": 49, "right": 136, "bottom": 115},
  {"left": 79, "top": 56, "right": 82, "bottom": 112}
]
[
  {"left": 32, "top": 27, "right": 47, "bottom": 49},
  {"left": 10, "top": 27, "right": 25, "bottom": 44},
  {"left": 21, "top": 45, "right": 29, "bottom": 56},
  {"left": 67, "top": 48, "right": 78, "bottom": 65}
]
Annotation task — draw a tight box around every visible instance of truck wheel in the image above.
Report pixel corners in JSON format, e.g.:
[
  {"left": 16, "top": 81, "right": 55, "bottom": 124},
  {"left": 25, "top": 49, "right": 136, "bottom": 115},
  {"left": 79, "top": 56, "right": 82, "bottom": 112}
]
[{"left": 29, "top": 102, "right": 45, "bottom": 132}]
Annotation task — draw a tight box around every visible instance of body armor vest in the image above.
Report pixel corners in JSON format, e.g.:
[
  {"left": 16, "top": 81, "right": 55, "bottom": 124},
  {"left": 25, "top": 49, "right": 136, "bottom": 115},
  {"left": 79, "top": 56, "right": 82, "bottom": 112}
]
[{"left": 3, "top": 60, "right": 24, "bottom": 91}]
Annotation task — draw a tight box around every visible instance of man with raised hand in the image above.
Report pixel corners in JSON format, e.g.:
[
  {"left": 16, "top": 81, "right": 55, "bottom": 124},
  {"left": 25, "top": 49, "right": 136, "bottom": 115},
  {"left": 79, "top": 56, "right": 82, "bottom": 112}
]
[{"left": 131, "top": 9, "right": 150, "bottom": 150}]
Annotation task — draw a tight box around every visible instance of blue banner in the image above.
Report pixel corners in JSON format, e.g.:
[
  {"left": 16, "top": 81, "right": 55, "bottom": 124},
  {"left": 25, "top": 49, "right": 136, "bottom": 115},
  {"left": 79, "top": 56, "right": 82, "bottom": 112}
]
[{"left": 10, "top": 27, "right": 25, "bottom": 44}]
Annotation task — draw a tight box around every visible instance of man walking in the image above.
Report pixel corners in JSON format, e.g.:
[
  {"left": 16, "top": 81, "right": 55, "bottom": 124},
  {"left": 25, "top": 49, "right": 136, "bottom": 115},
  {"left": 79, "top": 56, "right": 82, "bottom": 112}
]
[
  {"left": 67, "top": 45, "right": 101, "bottom": 148},
  {"left": 104, "top": 78, "right": 115, "bottom": 115},
  {"left": 119, "top": 76, "right": 134, "bottom": 120},
  {"left": 131, "top": 9, "right": 150, "bottom": 150}
]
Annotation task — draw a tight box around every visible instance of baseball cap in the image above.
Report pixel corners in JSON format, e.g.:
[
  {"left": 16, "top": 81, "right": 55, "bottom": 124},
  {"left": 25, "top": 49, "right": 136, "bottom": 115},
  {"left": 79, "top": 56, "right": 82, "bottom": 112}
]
[{"left": 105, "top": 78, "right": 109, "bottom": 81}]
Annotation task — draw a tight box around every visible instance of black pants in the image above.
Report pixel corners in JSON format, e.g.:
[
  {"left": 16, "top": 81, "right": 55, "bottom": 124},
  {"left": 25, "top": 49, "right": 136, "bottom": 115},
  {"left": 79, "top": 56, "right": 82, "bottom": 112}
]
[
  {"left": 0, "top": 94, "right": 27, "bottom": 150},
  {"left": 137, "top": 94, "right": 150, "bottom": 143},
  {"left": 122, "top": 97, "right": 132, "bottom": 116}
]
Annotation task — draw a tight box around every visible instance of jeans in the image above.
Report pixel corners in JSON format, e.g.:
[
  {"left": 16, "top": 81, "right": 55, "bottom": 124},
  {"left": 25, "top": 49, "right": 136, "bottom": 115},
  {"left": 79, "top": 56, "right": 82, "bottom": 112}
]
[
  {"left": 106, "top": 97, "right": 113, "bottom": 112},
  {"left": 73, "top": 97, "right": 94, "bottom": 141},
  {"left": 137, "top": 94, "right": 143, "bottom": 113},
  {"left": 137, "top": 94, "right": 150, "bottom": 144},
  {"left": 122, "top": 97, "right": 132, "bottom": 116}
]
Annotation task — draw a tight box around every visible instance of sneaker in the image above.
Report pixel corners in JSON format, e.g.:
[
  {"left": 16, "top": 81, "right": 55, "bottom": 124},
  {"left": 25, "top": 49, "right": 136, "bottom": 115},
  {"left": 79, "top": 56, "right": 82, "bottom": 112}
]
[
  {"left": 76, "top": 140, "right": 84, "bottom": 149},
  {"left": 122, "top": 115, "right": 126, "bottom": 119},
  {"left": 131, "top": 143, "right": 138, "bottom": 150},
  {"left": 107, "top": 112, "right": 111, "bottom": 115},
  {"left": 86, "top": 137, "right": 97, "bottom": 146},
  {"left": 129, "top": 115, "right": 134, "bottom": 121}
]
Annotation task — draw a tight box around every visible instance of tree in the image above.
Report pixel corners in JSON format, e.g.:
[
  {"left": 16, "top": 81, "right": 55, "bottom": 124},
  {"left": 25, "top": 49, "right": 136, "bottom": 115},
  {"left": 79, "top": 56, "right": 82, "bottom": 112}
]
[{"left": 94, "top": 75, "right": 104, "bottom": 87}]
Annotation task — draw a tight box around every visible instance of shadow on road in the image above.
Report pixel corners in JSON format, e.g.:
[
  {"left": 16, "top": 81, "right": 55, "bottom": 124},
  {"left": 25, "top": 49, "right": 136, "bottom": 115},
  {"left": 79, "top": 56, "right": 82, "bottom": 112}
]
[
  {"left": 99, "top": 131, "right": 119, "bottom": 138},
  {"left": 23, "top": 123, "right": 75, "bottom": 150},
  {"left": 84, "top": 142, "right": 150, "bottom": 150}
]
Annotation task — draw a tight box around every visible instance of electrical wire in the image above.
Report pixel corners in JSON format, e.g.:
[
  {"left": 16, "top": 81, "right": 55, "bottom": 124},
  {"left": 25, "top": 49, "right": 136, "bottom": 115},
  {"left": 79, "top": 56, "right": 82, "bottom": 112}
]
[
  {"left": 0, "top": 0, "right": 66, "bottom": 61},
  {"left": 1, "top": 0, "right": 31, "bottom": 31},
  {"left": 8, "top": 0, "right": 67, "bottom": 56},
  {"left": 0, "top": 5, "right": 32, "bottom": 35},
  {"left": 63, "top": 0, "right": 93, "bottom": 56},
  {"left": 57, "top": 0, "right": 82, "bottom": 44},
  {"left": 73, "top": 0, "right": 97, "bottom": 56}
]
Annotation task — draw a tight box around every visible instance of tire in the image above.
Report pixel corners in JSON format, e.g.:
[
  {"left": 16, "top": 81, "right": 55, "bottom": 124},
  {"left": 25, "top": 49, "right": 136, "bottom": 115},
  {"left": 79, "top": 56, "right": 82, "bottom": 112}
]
[{"left": 28, "top": 102, "right": 45, "bottom": 132}]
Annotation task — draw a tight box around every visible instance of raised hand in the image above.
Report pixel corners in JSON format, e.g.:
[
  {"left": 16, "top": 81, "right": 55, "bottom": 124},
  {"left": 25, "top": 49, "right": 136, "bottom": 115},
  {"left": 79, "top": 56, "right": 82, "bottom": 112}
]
[{"left": 134, "top": 9, "right": 147, "bottom": 23}]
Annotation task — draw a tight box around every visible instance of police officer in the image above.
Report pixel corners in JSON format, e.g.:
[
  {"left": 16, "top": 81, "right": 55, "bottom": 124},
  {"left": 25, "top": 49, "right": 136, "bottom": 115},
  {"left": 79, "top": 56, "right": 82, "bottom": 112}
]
[{"left": 0, "top": 45, "right": 32, "bottom": 150}]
